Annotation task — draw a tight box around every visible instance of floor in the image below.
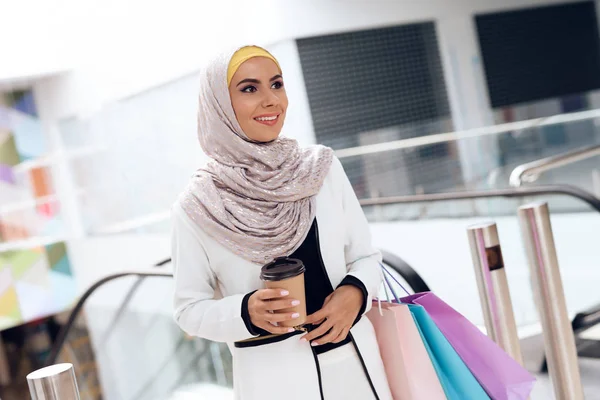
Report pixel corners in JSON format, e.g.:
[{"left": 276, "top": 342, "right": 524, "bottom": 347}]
[
  {"left": 521, "top": 324, "right": 600, "bottom": 399},
  {"left": 532, "top": 358, "right": 600, "bottom": 399}
]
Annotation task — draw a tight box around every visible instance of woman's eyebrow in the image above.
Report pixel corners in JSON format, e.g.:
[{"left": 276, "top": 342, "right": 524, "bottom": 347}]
[
  {"left": 237, "top": 75, "right": 282, "bottom": 87},
  {"left": 236, "top": 78, "right": 260, "bottom": 87}
]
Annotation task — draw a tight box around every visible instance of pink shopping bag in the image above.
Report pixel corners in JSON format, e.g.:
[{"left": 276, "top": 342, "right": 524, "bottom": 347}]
[{"left": 367, "top": 300, "right": 447, "bottom": 400}]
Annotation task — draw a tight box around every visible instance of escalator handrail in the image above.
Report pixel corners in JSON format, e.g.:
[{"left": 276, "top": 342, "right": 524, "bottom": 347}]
[
  {"left": 46, "top": 267, "right": 173, "bottom": 365},
  {"left": 509, "top": 144, "right": 600, "bottom": 187},
  {"left": 93, "top": 258, "right": 173, "bottom": 349},
  {"left": 358, "top": 184, "right": 600, "bottom": 213}
]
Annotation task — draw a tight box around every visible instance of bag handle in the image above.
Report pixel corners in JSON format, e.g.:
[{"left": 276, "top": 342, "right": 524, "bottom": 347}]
[{"left": 379, "top": 262, "right": 411, "bottom": 303}]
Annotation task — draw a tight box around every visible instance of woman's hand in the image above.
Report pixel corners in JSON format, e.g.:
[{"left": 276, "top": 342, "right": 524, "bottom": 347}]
[
  {"left": 248, "top": 289, "right": 302, "bottom": 334},
  {"left": 300, "top": 285, "right": 364, "bottom": 346}
]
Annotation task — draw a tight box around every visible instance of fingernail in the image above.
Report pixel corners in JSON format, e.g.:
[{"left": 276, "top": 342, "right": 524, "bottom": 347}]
[
  {"left": 288, "top": 328, "right": 295, "bottom": 333},
  {"left": 281, "top": 290, "right": 289, "bottom": 296},
  {"left": 300, "top": 338, "right": 307, "bottom": 343},
  {"left": 292, "top": 313, "right": 300, "bottom": 319},
  {"left": 291, "top": 300, "right": 300, "bottom": 306},
  {"left": 311, "top": 342, "right": 319, "bottom": 347}
]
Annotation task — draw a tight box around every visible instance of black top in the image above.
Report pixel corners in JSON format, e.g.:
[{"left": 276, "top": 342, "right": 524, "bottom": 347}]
[{"left": 241, "top": 219, "right": 368, "bottom": 354}]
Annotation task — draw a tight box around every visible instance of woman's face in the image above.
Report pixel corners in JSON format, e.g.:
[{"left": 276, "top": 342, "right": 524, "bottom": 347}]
[{"left": 228, "top": 57, "right": 288, "bottom": 142}]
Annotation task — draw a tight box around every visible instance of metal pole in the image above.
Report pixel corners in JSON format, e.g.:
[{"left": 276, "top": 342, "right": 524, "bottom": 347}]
[
  {"left": 518, "top": 202, "right": 584, "bottom": 400},
  {"left": 27, "top": 363, "right": 81, "bottom": 400},
  {"left": 466, "top": 222, "right": 524, "bottom": 364}
]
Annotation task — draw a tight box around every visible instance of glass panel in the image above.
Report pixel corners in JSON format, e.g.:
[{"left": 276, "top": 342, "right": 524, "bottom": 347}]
[
  {"left": 54, "top": 275, "right": 233, "bottom": 400},
  {"left": 342, "top": 111, "right": 600, "bottom": 219},
  {"left": 363, "top": 193, "right": 595, "bottom": 221}
]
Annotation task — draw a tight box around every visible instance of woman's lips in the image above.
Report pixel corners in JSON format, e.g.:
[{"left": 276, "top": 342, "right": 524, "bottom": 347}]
[{"left": 254, "top": 114, "right": 280, "bottom": 126}]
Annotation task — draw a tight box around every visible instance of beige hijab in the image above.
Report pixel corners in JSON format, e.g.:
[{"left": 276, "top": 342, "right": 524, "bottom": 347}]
[{"left": 179, "top": 46, "right": 333, "bottom": 265}]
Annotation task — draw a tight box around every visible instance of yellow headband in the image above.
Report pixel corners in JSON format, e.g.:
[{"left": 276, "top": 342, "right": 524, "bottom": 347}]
[{"left": 227, "top": 46, "right": 281, "bottom": 86}]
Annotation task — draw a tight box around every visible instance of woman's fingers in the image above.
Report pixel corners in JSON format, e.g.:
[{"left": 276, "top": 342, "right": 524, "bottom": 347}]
[
  {"left": 260, "top": 323, "right": 296, "bottom": 335},
  {"left": 305, "top": 308, "right": 328, "bottom": 325},
  {"left": 257, "top": 288, "right": 290, "bottom": 301},
  {"left": 331, "top": 327, "right": 350, "bottom": 344},
  {"left": 247, "top": 288, "right": 304, "bottom": 334},
  {"left": 311, "top": 294, "right": 333, "bottom": 325},
  {"left": 313, "top": 326, "right": 343, "bottom": 346},
  {"left": 300, "top": 320, "right": 333, "bottom": 343},
  {"left": 264, "top": 311, "right": 302, "bottom": 324},
  {"left": 263, "top": 298, "right": 301, "bottom": 312},
  {"left": 248, "top": 289, "right": 297, "bottom": 330}
]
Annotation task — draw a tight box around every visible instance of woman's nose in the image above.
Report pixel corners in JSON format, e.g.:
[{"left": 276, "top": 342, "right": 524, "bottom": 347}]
[{"left": 261, "top": 90, "right": 280, "bottom": 108}]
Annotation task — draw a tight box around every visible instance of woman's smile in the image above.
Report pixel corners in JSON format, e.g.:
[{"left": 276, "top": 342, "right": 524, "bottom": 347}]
[{"left": 254, "top": 113, "right": 281, "bottom": 126}]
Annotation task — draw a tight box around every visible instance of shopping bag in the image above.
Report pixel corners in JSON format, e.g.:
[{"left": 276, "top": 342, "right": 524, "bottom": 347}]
[
  {"left": 381, "top": 266, "right": 535, "bottom": 399},
  {"left": 407, "top": 303, "right": 490, "bottom": 400},
  {"left": 367, "top": 301, "right": 447, "bottom": 400},
  {"left": 400, "top": 292, "right": 535, "bottom": 400}
]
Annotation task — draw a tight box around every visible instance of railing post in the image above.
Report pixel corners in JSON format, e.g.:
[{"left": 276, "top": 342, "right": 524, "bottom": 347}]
[
  {"left": 27, "top": 363, "right": 81, "bottom": 400},
  {"left": 466, "top": 222, "right": 524, "bottom": 364},
  {"left": 518, "top": 202, "right": 584, "bottom": 400}
]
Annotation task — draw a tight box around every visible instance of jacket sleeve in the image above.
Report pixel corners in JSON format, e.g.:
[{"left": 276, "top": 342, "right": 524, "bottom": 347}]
[
  {"left": 171, "top": 204, "right": 256, "bottom": 343},
  {"left": 334, "top": 157, "right": 383, "bottom": 316}
]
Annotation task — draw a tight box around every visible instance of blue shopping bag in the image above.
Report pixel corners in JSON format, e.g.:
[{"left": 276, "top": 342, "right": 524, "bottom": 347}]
[{"left": 408, "top": 304, "right": 490, "bottom": 400}]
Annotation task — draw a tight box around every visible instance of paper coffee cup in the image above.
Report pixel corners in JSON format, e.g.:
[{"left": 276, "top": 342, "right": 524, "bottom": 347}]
[{"left": 260, "top": 257, "right": 307, "bottom": 328}]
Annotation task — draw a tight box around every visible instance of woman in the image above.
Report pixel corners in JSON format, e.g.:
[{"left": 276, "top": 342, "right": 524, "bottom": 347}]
[{"left": 172, "top": 45, "right": 392, "bottom": 400}]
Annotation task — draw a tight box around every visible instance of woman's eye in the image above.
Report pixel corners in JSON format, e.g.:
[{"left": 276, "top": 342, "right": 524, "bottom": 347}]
[
  {"left": 271, "top": 81, "right": 284, "bottom": 89},
  {"left": 241, "top": 85, "right": 257, "bottom": 93}
]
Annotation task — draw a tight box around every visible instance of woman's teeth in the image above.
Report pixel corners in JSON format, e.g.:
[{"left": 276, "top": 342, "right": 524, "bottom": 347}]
[{"left": 255, "top": 116, "right": 277, "bottom": 121}]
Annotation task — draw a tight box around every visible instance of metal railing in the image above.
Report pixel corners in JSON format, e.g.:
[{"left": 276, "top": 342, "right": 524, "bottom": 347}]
[
  {"left": 46, "top": 269, "right": 173, "bottom": 365},
  {"left": 509, "top": 144, "right": 600, "bottom": 188},
  {"left": 358, "top": 184, "right": 600, "bottom": 213}
]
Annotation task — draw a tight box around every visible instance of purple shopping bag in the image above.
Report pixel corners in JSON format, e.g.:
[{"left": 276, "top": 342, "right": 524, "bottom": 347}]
[{"left": 400, "top": 292, "right": 535, "bottom": 400}]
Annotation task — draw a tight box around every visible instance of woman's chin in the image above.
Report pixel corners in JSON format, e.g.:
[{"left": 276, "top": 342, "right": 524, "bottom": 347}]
[{"left": 248, "top": 131, "right": 282, "bottom": 143}]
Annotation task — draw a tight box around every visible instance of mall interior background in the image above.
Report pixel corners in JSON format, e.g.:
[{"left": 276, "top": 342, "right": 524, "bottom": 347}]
[{"left": 1, "top": 0, "right": 600, "bottom": 398}]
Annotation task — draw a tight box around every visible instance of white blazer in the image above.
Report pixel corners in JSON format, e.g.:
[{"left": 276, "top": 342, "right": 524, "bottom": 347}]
[{"left": 172, "top": 156, "right": 391, "bottom": 400}]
